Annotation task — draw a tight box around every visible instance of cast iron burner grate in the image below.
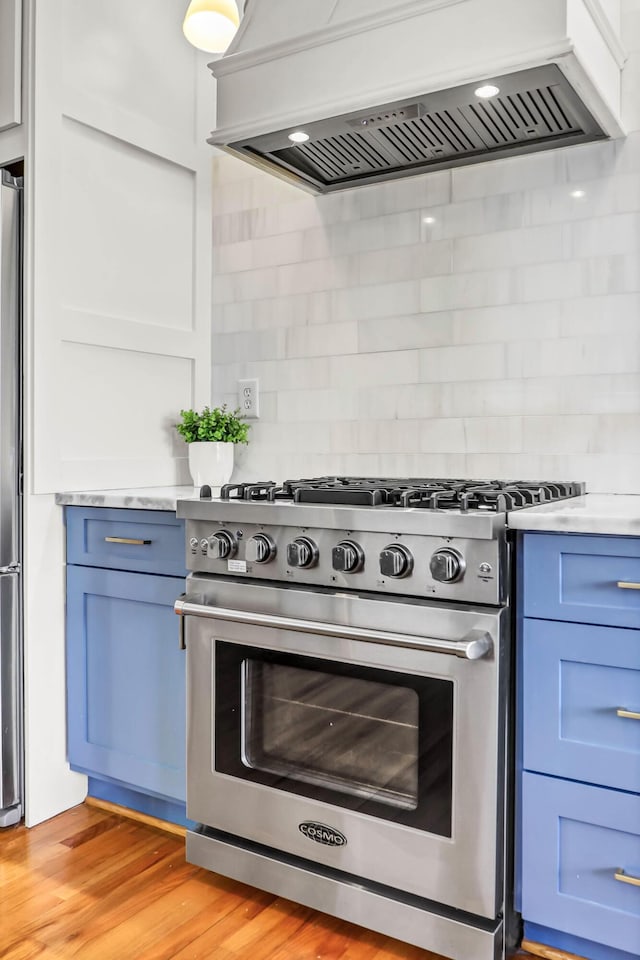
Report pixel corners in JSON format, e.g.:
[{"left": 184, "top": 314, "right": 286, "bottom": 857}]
[{"left": 216, "top": 478, "right": 585, "bottom": 512}]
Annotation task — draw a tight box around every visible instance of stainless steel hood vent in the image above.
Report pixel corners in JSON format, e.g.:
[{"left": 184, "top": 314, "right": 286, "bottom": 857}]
[
  {"left": 209, "top": 0, "right": 625, "bottom": 194},
  {"left": 227, "top": 66, "right": 604, "bottom": 193}
]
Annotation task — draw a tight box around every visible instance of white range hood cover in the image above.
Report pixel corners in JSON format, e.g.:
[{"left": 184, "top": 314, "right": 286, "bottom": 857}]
[{"left": 209, "top": 0, "right": 626, "bottom": 192}]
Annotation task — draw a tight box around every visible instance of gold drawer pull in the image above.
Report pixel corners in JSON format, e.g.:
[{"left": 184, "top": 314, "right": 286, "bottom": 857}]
[
  {"left": 616, "top": 581, "right": 640, "bottom": 590},
  {"left": 617, "top": 708, "right": 640, "bottom": 721},
  {"left": 614, "top": 869, "right": 640, "bottom": 887},
  {"left": 104, "top": 537, "right": 152, "bottom": 546}
]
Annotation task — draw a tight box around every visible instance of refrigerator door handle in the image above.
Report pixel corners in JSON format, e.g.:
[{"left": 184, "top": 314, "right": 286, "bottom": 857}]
[{"left": 0, "top": 562, "right": 20, "bottom": 575}]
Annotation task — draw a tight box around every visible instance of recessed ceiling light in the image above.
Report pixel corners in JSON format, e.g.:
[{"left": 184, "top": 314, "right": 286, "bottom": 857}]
[
  {"left": 474, "top": 84, "right": 500, "bottom": 99},
  {"left": 423, "top": 216, "right": 436, "bottom": 224},
  {"left": 570, "top": 189, "right": 586, "bottom": 198},
  {"left": 288, "top": 131, "right": 310, "bottom": 144}
]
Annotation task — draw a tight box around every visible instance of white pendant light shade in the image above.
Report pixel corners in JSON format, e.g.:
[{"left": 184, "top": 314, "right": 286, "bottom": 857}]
[{"left": 183, "top": 0, "right": 240, "bottom": 54}]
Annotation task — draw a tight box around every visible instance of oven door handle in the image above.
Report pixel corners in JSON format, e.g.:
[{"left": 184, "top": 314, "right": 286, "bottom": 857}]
[{"left": 174, "top": 597, "right": 493, "bottom": 660}]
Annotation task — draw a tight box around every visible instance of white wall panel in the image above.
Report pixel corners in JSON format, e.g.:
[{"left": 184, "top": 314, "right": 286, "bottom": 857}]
[
  {"left": 23, "top": 495, "right": 87, "bottom": 827},
  {"left": 23, "top": 0, "right": 213, "bottom": 826},
  {"left": 60, "top": 119, "right": 195, "bottom": 330},
  {"left": 31, "top": 0, "right": 212, "bottom": 493},
  {"left": 61, "top": 0, "right": 197, "bottom": 141},
  {"left": 58, "top": 343, "right": 193, "bottom": 488}
]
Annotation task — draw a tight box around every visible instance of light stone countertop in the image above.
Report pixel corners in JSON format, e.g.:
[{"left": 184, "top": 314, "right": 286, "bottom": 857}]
[
  {"left": 508, "top": 494, "right": 640, "bottom": 537},
  {"left": 56, "top": 488, "right": 640, "bottom": 536},
  {"left": 55, "top": 486, "right": 200, "bottom": 512}
]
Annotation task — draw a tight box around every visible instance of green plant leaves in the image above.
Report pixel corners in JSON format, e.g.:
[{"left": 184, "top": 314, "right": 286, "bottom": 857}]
[{"left": 175, "top": 405, "right": 250, "bottom": 444}]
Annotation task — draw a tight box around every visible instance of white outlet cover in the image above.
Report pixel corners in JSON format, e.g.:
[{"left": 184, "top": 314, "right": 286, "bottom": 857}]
[{"left": 238, "top": 378, "right": 259, "bottom": 419}]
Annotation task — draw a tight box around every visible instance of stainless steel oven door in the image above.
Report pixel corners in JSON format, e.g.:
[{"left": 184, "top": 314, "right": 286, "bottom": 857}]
[{"left": 179, "top": 576, "right": 507, "bottom": 920}]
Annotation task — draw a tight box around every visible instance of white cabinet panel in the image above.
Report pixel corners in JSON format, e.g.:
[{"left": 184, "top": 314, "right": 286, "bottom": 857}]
[
  {"left": 0, "top": 0, "right": 21, "bottom": 131},
  {"left": 31, "top": 0, "right": 212, "bottom": 494},
  {"left": 61, "top": 118, "right": 195, "bottom": 331},
  {"left": 24, "top": 0, "right": 212, "bottom": 835},
  {"left": 58, "top": 341, "right": 192, "bottom": 488},
  {"left": 62, "top": 0, "right": 197, "bottom": 141}
]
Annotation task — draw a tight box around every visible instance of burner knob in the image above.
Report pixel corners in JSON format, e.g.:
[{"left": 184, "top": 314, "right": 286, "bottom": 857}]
[
  {"left": 430, "top": 548, "right": 465, "bottom": 583},
  {"left": 332, "top": 540, "right": 364, "bottom": 574},
  {"left": 246, "top": 534, "right": 276, "bottom": 564},
  {"left": 379, "top": 544, "right": 413, "bottom": 579},
  {"left": 208, "top": 531, "right": 237, "bottom": 560},
  {"left": 287, "top": 537, "right": 319, "bottom": 569}
]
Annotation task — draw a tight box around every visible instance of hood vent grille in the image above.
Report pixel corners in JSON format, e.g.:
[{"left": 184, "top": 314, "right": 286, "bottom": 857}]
[{"left": 229, "top": 65, "right": 605, "bottom": 193}]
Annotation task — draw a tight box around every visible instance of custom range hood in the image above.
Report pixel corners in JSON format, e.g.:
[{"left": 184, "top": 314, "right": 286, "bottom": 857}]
[{"left": 208, "top": 0, "right": 626, "bottom": 193}]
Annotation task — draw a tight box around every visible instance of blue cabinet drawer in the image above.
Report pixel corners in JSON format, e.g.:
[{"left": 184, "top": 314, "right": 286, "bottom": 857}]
[
  {"left": 66, "top": 566, "right": 187, "bottom": 802},
  {"left": 523, "top": 619, "right": 640, "bottom": 793},
  {"left": 522, "top": 773, "right": 640, "bottom": 957},
  {"left": 522, "top": 533, "right": 640, "bottom": 628},
  {"left": 66, "top": 507, "right": 186, "bottom": 577}
]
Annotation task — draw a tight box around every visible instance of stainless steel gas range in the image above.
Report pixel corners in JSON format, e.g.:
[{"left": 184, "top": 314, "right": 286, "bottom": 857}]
[{"left": 175, "top": 477, "right": 585, "bottom": 960}]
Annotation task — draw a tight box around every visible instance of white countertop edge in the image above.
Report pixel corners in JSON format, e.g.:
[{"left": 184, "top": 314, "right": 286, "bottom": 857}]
[
  {"left": 55, "top": 489, "right": 640, "bottom": 535},
  {"left": 55, "top": 486, "right": 201, "bottom": 512},
  {"left": 508, "top": 494, "right": 640, "bottom": 536}
]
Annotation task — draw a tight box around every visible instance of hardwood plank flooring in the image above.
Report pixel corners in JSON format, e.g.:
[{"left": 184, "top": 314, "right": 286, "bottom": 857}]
[{"left": 0, "top": 804, "right": 535, "bottom": 960}]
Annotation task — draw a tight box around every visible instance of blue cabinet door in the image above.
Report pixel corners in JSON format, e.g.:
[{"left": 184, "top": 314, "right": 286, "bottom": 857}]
[
  {"left": 66, "top": 507, "right": 186, "bottom": 577},
  {"left": 522, "top": 772, "right": 640, "bottom": 957},
  {"left": 67, "top": 566, "right": 187, "bottom": 803},
  {"left": 522, "top": 533, "right": 640, "bottom": 629},
  {"left": 523, "top": 618, "right": 640, "bottom": 793}
]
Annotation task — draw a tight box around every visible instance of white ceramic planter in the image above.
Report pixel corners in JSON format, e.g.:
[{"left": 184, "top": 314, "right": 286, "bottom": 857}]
[{"left": 188, "top": 441, "right": 234, "bottom": 491}]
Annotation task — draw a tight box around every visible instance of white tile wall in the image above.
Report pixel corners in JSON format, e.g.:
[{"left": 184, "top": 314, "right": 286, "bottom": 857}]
[{"left": 211, "top": 2, "right": 640, "bottom": 493}]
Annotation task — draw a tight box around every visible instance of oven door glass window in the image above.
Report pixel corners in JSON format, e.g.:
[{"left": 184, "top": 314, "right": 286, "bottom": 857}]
[{"left": 215, "top": 642, "right": 453, "bottom": 837}]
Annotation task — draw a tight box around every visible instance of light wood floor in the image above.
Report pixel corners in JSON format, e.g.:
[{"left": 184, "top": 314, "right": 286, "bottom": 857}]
[{"left": 0, "top": 804, "right": 531, "bottom": 960}]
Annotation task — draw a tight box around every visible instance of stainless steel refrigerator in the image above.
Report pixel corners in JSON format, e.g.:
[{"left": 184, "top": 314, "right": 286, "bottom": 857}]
[{"left": 0, "top": 167, "right": 22, "bottom": 828}]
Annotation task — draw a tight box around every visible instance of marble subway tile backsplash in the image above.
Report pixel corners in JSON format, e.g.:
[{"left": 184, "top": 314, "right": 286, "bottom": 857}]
[{"left": 212, "top": 51, "right": 640, "bottom": 492}]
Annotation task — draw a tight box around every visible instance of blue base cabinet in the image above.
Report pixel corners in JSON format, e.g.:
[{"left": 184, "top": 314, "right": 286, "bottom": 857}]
[
  {"left": 65, "top": 507, "right": 189, "bottom": 825},
  {"left": 519, "top": 532, "right": 640, "bottom": 960},
  {"left": 522, "top": 773, "right": 640, "bottom": 958}
]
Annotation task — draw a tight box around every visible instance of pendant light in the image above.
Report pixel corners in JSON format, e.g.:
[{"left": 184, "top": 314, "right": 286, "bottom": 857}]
[{"left": 183, "top": 0, "right": 240, "bottom": 54}]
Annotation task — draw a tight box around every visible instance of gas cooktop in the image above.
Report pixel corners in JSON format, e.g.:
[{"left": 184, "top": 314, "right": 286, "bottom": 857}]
[
  {"left": 179, "top": 476, "right": 586, "bottom": 605},
  {"left": 213, "top": 477, "right": 586, "bottom": 512}
]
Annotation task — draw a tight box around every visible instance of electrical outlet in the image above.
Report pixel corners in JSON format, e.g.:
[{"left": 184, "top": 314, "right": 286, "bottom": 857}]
[{"left": 238, "top": 378, "right": 260, "bottom": 419}]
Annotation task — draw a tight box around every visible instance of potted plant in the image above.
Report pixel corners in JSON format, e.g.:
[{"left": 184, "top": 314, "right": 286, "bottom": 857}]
[{"left": 176, "top": 405, "right": 250, "bottom": 489}]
